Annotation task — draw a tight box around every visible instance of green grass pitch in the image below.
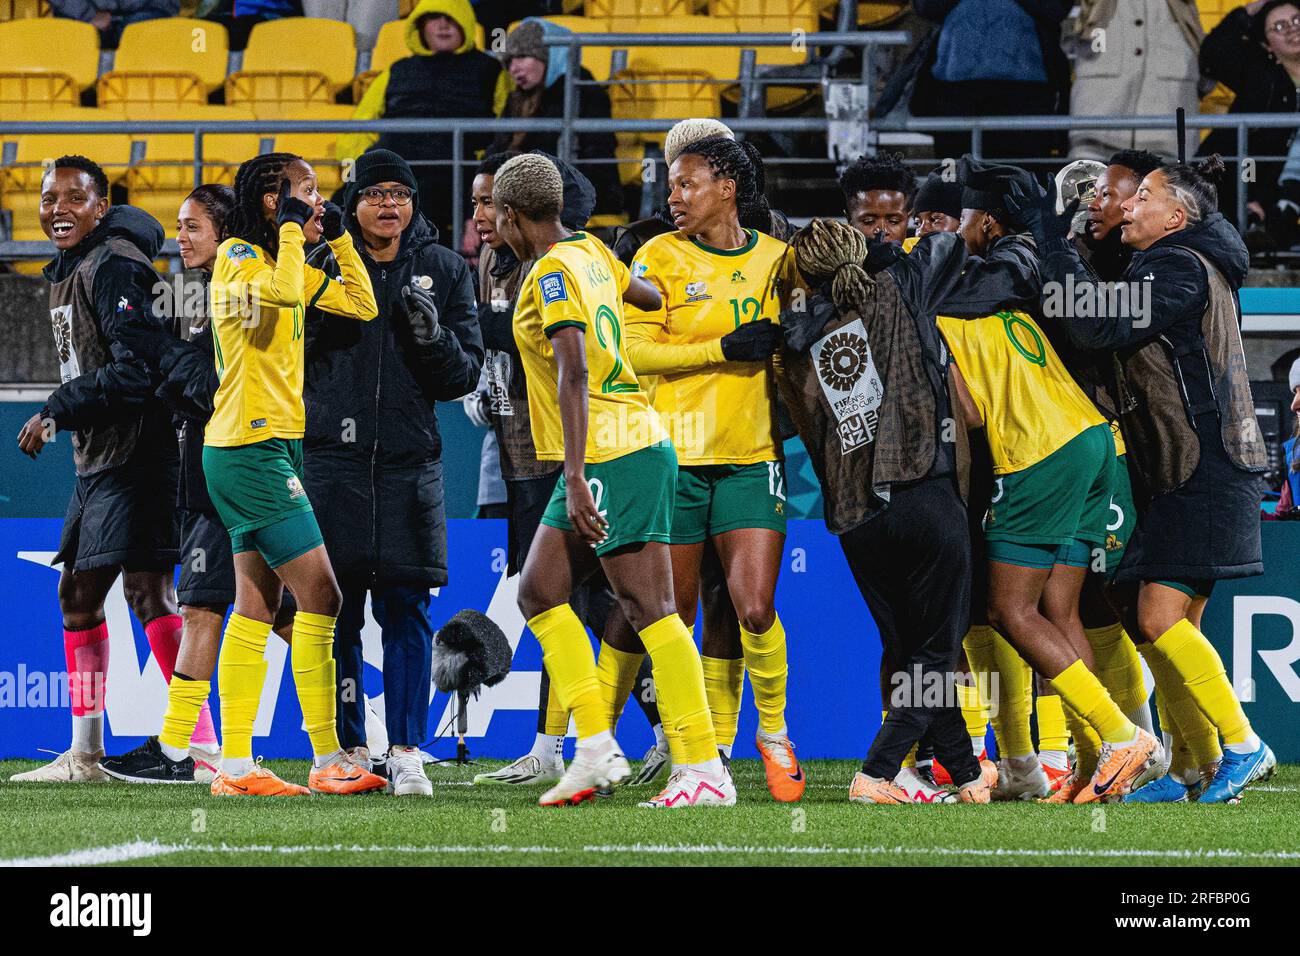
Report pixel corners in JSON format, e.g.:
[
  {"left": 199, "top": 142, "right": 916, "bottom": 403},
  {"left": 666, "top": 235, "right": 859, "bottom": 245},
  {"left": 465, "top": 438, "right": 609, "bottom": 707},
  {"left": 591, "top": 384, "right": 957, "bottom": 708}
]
[{"left": 1, "top": 758, "right": 1297, "bottom": 867}]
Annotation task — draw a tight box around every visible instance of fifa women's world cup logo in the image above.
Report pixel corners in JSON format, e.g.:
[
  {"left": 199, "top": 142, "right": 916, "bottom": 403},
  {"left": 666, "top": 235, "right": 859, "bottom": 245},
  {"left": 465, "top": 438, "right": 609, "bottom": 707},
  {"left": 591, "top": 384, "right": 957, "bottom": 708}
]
[{"left": 812, "top": 319, "right": 883, "bottom": 455}]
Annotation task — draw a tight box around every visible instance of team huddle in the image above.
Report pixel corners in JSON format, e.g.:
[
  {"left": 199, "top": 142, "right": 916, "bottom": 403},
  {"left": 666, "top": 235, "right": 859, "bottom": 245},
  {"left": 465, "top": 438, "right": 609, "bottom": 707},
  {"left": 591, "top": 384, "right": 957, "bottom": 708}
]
[{"left": 8, "top": 113, "right": 1277, "bottom": 810}]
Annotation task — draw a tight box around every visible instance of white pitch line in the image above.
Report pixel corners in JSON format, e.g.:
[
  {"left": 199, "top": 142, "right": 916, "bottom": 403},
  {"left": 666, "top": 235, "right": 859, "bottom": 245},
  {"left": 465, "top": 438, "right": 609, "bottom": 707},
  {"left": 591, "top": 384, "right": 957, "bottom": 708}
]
[{"left": 6, "top": 839, "right": 1300, "bottom": 867}]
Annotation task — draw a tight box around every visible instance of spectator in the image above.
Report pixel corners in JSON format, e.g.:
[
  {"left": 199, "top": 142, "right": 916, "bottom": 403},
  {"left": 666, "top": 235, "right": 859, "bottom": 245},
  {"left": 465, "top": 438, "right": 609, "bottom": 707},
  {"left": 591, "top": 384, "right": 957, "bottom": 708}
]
[
  {"left": 489, "top": 18, "right": 622, "bottom": 216},
  {"left": 301, "top": 0, "right": 398, "bottom": 51},
  {"left": 1269, "top": 356, "right": 1300, "bottom": 516},
  {"left": 910, "top": 0, "right": 1072, "bottom": 162},
  {"left": 1067, "top": 0, "right": 1203, "bottom": 161},
  {"left": 1201, "top": 1, "right": 1300, "bottom": 231},
  {"left": 198, "top": 0, "right": 303, "bottom": 50},
  {"left": 338, "top": 0, "right": 508, "bottom": 240},
  {"left": 50, "top": 0, "right": 179, "bottom": 48}
]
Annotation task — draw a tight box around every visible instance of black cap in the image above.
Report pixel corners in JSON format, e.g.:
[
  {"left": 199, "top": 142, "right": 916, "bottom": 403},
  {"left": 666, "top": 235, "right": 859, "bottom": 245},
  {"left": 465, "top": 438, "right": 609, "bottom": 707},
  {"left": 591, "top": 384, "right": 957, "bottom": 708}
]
[
  {"left": 348, "top": 147, "right": 419, "bottom": 216},
  {"left": 913, "top": 172, "right": 962, "bottom": 219}
]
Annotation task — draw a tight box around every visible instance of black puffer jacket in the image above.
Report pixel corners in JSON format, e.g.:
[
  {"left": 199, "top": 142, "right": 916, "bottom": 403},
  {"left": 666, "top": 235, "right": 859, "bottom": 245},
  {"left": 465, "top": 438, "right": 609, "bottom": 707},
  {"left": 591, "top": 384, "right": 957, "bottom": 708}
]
[{"left": 303, "top": 213, "right": 483, "bottom": 588}]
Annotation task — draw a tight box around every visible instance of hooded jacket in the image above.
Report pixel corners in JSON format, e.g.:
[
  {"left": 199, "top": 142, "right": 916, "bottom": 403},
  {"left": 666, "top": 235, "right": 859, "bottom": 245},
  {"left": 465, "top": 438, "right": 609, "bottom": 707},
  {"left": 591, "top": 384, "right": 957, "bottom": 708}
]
[
  {"left": 1037, "top": 212, "right": 1266, "bottom": 498},
  {"left": 41, "top": 204, "right": 175, "bottom": 477},
  {"left": 338, "top": 0, "right": 510, "bottom": 164},
  {"left": 488, "top": 17, "right": 621, "bottom": 215},
  {"left": 302, "top": 191, "right": 483, "bottom": 588}
]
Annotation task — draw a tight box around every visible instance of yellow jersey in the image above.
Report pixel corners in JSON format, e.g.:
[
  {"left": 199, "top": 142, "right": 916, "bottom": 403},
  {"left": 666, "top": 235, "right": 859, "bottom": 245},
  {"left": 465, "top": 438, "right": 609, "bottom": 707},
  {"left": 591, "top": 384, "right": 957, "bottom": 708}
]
[
  {"left": 938, "top": 309, "right": 1105, "bottom": 474},
  {"left": 206, "top": 225, "right": 377, "bottom": 447},
  {"left": 626, "top": 229, "right": 786, "bottom": 466},
  {"left": 513, "top": 231, "right": 667, "bottom": 464}
]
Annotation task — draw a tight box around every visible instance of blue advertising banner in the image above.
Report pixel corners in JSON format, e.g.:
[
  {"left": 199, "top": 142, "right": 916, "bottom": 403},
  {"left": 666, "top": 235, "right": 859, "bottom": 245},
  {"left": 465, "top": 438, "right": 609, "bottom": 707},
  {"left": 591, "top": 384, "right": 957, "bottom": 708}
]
[{"left": 0, "top": 518, "right": 1296, "bottom": 762}]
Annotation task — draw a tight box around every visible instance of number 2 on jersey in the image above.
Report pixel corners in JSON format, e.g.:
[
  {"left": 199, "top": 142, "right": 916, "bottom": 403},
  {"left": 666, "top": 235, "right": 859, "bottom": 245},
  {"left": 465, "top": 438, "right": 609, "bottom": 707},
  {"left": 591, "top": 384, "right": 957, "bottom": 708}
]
[{"left": 593, "top": 304, "right": 638, "bottom": 394}]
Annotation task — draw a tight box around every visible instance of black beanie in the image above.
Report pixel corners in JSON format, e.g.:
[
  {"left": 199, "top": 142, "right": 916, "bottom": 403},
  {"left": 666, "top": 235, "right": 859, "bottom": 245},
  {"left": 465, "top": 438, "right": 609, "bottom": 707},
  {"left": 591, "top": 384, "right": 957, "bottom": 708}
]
[
  {"left": 958, "top": 155, "right": 1034, "bottom": 216},
  {"left": 913, "top": 172, "right": 962, "bottom": 219},
  {"left": 349, "top": 148, "right": 419, "bottom": 216}
]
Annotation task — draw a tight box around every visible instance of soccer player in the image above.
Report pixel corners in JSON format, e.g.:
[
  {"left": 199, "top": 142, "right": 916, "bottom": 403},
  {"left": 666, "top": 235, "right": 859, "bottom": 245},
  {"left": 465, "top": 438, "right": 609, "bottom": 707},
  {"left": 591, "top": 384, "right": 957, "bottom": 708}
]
[
  {"left": 778, "top": 218, "right": 994, "bottom": 805},
  {"left": 626, "top": 137, "right": 805, "bottom": 802},
  {"left": 12, "top": 157, "right": 181, "bottom": 784},
  {"left": 466, "top": 150, "right": 631, "bottom": 788},
  {"left": 933, "top": 162, "right": 1163, "bottom": 804},
  {"left": 100, "top": 185, "right": 299, "bottom": 784},
  {"left": 200, "top": 153, "right": 385, "bottom": 796},
  {"left": 493, "top": 153, "right": 734, "bottom": 808},
  {"left": 1011, "top": 157, "right": 1276, "bottom": 803}
]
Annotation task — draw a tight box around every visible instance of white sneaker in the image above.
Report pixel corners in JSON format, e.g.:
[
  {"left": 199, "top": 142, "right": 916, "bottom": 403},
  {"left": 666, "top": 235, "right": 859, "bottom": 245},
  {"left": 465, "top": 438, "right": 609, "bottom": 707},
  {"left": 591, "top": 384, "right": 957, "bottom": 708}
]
[
  {"left": 473, "top": 753, "right": 564, "bottom": 786},
  {"left": 345, "top": 745, "right": 373, "bottom": 773},
  {"left": 894, "top": 766, "right": 956, "bottom": 804},
  {"left": 628, "top": 743, "right": 671, "bottom": 786},
  {"left": 387, "top": 748, "right": 432, "bottom": 797},
  {"left": 993, "top": 754, "right": 1051, "bottom": 801},
  {"left": 638, "top": 767, "right": 737, "bottom": 809},
  {"left": 539, "top": 738, "right": 630, "bottom": 806},
  {"left": 189, "top": 745, "right": 222, "bottom": 785},
  {"left": 9, "top": 748, "right": 108, "bottom": 783}
]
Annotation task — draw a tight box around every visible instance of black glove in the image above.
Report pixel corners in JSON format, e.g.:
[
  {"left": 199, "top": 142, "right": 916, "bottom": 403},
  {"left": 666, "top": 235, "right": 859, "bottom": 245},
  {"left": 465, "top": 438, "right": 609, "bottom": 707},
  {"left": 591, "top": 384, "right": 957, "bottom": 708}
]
[
  {"left": 321, "top": 200, "right": 345, "bottom": 241},
  {"left": 780, "top": 292, "right": 836, "bottom": 354},
  {"left": 720, "top": 318, "right": 780, "bottom": 362},
  {"left": 401, "top": 282, "right": 441, "bottom": 346},
  {"left": 863, "top": 230, "right": 904, "bottom": 275},
  {"left": 275, "top": 177, "right": 314, "bottom": 230},
  {"left": 1004, "top": 177, "right": 1076, "bottom": 250}
]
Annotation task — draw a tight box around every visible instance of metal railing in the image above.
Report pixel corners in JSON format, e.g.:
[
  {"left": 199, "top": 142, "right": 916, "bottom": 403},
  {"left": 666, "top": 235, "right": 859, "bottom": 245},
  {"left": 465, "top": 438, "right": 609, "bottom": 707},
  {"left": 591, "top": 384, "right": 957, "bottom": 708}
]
[{"left": 0, "top": 30, "right": 1295, "bottom": 251}]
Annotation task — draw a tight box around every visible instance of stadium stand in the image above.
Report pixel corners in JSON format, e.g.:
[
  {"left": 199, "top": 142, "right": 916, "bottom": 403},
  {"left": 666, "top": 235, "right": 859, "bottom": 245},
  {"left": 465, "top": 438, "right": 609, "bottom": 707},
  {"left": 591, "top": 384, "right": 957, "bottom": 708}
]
[
  {"left": 0, "top": 0, "right": 50, "bottom": 20},
  {"left": 0, "top": 16, "right": 99, "bottom": 108},
  {"left": 271, "top": 103, "right": 356, "bottom": 195},
  {"left": 98, "top": 17, "right": 231, "bottom": 109},
  {"left": 226, "top": 16, "right": 357, "bottom": 117},
  {"left": 354, "top": 16, "right": 486, "bottom": 100}
]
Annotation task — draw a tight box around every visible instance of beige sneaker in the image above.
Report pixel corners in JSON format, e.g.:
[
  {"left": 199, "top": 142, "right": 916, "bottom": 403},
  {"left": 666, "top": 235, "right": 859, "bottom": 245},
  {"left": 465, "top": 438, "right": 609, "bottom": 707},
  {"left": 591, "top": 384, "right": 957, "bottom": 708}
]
[
  {"left": 848, "top": 771, "right": 912, "bottom": 804},
  {"left": 9, "top": 748, "right": 109, "bottom": 783}
]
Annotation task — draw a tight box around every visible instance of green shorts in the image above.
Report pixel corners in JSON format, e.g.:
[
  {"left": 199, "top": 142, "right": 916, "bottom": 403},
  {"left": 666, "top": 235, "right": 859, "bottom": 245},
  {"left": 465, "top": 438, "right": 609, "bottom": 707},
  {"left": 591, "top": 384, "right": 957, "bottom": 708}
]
[
  {"left": 1096, "top": 453, "right": 1135, "bottom": 581},
  {"left": 541, "top": 442, "right": 678, "bottom": 556},
  {"left": 985, "top": 424, "right": 1114, "bottom": 569},
  {"left": 202, "top": 438, "right": 323, "bottom": 568},
  {"left": 670, "top": 460, "right": 789, "bottom": 545}
]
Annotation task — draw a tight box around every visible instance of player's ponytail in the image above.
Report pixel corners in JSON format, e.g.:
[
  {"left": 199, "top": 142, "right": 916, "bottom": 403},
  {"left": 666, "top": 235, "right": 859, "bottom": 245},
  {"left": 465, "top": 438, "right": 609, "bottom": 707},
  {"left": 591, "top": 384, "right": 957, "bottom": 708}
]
[
  {"left": 790, "top": 218, "right": 873, "bottom": 316},
  {"left": 1162, "top": 154, "right": 1223, "bottom": 225}
]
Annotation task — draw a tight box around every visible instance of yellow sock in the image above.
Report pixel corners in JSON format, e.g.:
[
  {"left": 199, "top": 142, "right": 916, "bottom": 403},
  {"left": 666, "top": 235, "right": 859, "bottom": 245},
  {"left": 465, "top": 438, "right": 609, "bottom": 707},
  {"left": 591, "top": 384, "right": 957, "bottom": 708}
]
[
  {"left": 596, "top": 644, "right": 643, "bottom": 732},
  {"left": 962, "top": 626, "right": 998, "bottom": 747},
  {"left": 1050, "top": 659, "right": 1137, "bottom": 745},
  {"left": 541, "top": 667, "right": 570, "bottom": 737},
  {"left": 528, "top": 604, "right": 605, "bottom": 740},
  {"left": 1138, "top": 641, "right": 1222, "bottom": 768},
  {"left": 292, "top": 611, "right": 342, "bottom": 758},
  {"left": 159, "top": 676, "right": 210, "bottom": 751},
  {"left": 1086, "top": 623, "right": 1148, "bottom": 714},
  {"left": 739, "top": 613, "right": 788, "bottom": 735},
  {"left": 991, "top": 630, "right": 1034, "bottom": 757},
  {"left": 956, "top": 681, "right": 989, "bottom": 743},
  {"left": 1035, "top": 692, "right": 1069, "bottom": 753},
  {"left": 1153, "top": 619, "right": 1253, "bottom": 747},
  {"left": 217, "top": 613, "right": 271, "bottom": 760},
  {"left": 701, "top": 656, "right": 744, "bottom": 749},
  {"left": 640, "top": 613, "right": 716, "bottom": 765},
  {"left": 1064, "top": 703, "right": 1102, "bottom": 778}
]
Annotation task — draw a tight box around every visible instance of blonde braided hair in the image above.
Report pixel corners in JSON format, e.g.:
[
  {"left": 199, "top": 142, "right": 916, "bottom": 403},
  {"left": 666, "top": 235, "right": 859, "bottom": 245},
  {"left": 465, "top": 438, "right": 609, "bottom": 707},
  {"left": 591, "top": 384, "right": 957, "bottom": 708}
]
[{"left": 791, "top": 218, "right": 874, "bottom": 315}]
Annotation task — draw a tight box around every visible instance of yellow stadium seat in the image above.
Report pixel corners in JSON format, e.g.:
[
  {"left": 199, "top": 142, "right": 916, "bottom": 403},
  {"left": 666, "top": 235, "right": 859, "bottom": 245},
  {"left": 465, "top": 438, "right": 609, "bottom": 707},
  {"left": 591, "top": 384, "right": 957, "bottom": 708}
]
[
  {"left": 500, "top": 16, "right": 616, "bottom": 84},
  {"left": 0, "top": 0, "right": 51, "bottom": 21},
  {"left": 272, "top": 104, "right": 356, "bottom": 197},
  {"left": 610, "top": 68, "right": 721, "bottom": 151},
  {"left": 121, "top": 104, "right": 264, "bottom": 236},
  {"left": 227, "top": 17, "right": 356, "bottom": 115},
  {"left": 0, "top": 17, "right": 99, "bottom": 108},
  {"left": 2, "top": 112, "right": 133, "bottom": 243},
  {"left": 1196, "top": 0, "right": 1233, "bottom": 32},
  {"left": 615, "top": 16, "right": 742, "bottom": 80},
  {"left": 99, "top": 17, "right": 231, "bottom": 108},
  {"left": 587, "top": 0, "right": 696, "bottom": 19}
]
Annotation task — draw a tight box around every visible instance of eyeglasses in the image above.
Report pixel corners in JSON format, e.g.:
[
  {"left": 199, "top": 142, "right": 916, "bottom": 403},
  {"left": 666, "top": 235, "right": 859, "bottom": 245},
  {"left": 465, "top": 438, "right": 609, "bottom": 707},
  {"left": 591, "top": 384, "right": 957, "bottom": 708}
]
[
  {"left": 360, "top": 187, "right": 413, "bottom": 206},
  {"left": 1269, "top": 14, "right": 1300, "bottom": 32}
]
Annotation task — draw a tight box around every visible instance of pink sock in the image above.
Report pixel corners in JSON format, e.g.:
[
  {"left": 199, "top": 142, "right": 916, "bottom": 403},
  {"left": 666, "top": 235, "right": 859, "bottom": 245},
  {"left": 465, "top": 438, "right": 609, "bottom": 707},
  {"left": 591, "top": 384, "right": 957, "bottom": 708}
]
[
  {"left": 191, "top": 700, "right": 218, "bottom": 748},
  {"left": 64, "top": 623, "right": 109, "bottom": 716},
  {"left": 143, "top": 613, "right": 182, "bottom": 682}
]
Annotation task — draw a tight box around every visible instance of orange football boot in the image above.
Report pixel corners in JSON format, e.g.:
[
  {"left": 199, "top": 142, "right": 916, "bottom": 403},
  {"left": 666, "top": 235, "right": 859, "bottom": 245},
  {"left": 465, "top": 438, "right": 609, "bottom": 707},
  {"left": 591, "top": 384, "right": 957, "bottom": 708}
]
[
  {"left": 309, "top": 753, "right": 388, "bottom": 795},
  {"left": 1039, "top": 771, "right": 1085, "bottom": 803},
  {"left": 1041, "top": 762, "right": 1072, "bottom": 794},
  {"left": 756, "top": 732, "right": 806, "bottom": 802},
  {"left": 932, "top": 748, "right": 990, "bottom": 787},
  {"left": 849, "top": 772, "right": 912, "bottom": 804},
  {"left": 959, "top": 779, "right": 991, "bottom": 803},
  {"left": 1074, "top": 729, "right": 1161, "bottom": 804},
  {"left": 210, "top": 763, "right": 310, "bottom": 797}
]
